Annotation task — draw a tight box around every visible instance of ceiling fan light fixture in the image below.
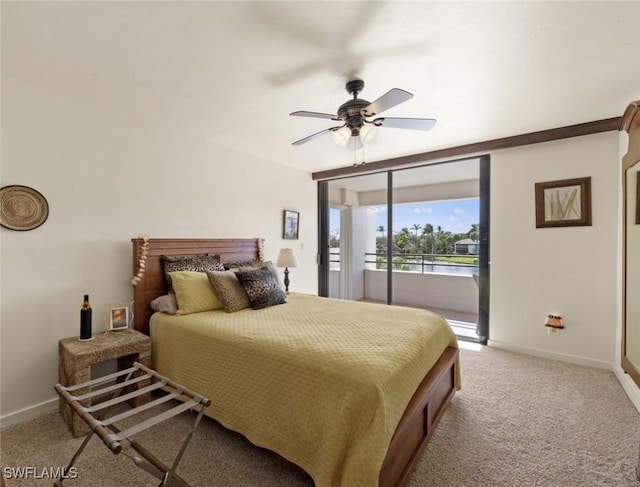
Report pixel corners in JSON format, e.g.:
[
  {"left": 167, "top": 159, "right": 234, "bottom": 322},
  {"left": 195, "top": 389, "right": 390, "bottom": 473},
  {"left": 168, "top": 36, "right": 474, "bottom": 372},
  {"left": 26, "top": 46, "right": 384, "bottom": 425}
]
[
  {"left": 332, "top": 126, "right": 352, "bottom": 147},
  {"left": 332, "top": 124, "right": 373, "bottom": 150},
  {"left": 360, "top": 123, "right": 375, "bottom": 142}
]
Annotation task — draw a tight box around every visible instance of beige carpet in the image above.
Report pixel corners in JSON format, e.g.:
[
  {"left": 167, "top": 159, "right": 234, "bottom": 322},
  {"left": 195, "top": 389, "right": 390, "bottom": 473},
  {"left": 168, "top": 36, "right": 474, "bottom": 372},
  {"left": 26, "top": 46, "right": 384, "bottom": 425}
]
[{"left": 2, "top": 346, "right": 639, "bottom": 486}]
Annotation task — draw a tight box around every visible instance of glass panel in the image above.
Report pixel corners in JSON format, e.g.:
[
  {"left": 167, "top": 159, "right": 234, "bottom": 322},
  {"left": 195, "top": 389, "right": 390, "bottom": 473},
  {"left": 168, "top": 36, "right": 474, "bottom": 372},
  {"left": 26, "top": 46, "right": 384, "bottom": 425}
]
[
  {"left": 391, "top": 161, "right": 481, "bottom": 339},
  {"left": 323, "top": 158, "right": 487, "bottom": 345},
  {"left": 327, "top": 173, "right": 387, "bottom": 302},
  {"left": 328, "top": 207, "right": 341, "bottom": 299}
]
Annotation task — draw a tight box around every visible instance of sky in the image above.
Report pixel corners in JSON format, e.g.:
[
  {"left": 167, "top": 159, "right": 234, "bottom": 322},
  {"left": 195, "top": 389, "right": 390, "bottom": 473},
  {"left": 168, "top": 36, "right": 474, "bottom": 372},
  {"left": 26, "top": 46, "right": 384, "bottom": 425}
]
[
  {"left": 382, "top": 199, "right": 479, "bottom": 234},
  {"left": 331, "top": 198, "right": 479, "bottom": 236}
]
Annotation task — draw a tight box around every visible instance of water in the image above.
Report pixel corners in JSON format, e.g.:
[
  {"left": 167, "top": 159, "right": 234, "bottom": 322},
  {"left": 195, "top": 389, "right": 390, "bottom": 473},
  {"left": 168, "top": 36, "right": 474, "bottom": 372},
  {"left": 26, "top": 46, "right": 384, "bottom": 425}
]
[
  {"left": 396, "top": 261, "right": 476, "bottom": 276},
  {"left": 411, "top": 263, "right": 476, "bottom": 276}
]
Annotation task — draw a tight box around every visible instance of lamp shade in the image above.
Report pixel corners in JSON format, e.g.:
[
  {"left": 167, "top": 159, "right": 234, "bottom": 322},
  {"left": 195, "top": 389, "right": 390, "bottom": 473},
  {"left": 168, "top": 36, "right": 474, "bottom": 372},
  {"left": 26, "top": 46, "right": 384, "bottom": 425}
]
[{"left": 276, "top": 248, "right": 299, "bottom": 268}]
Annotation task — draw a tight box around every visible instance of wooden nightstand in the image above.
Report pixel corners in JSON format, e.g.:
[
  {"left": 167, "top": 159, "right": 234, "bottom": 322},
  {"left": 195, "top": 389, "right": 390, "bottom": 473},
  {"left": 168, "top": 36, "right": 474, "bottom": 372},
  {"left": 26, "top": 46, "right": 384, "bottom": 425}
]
[{"left": 58, "top": 329, "right": 151, "bottom": 436}]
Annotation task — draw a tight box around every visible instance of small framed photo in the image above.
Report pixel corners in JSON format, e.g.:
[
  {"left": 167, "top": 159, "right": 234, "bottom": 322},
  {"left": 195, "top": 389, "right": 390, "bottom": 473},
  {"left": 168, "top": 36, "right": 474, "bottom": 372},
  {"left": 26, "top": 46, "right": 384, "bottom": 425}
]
[
  {"left": 283, "top": 210, "right": 300, "bottom": 240},
  {"left": 110, "top": 306, "right": 130, "bottom": 331},
  {"left": 535, "top": 177, "right": 592, "bottom": 228}
]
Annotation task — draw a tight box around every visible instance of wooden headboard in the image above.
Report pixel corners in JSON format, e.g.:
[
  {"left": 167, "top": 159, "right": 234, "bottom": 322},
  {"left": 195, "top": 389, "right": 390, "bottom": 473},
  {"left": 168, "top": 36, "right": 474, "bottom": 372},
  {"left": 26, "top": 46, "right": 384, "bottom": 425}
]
[{"left": 131, "top": 238, "right": 263, "bottom": 335}]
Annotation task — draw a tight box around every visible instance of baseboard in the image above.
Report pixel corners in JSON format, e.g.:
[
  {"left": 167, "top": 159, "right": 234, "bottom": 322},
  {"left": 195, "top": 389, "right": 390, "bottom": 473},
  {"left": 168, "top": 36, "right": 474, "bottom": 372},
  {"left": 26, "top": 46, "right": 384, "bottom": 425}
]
[
  {"left": 613, "top": 366, "right": 640, "bottom": 413},
  {"left": 487, "top": 340, "right": 612, "bottom": 369},
  {"left": 0, "top": 397, "right": 58, "bottom": 429}
]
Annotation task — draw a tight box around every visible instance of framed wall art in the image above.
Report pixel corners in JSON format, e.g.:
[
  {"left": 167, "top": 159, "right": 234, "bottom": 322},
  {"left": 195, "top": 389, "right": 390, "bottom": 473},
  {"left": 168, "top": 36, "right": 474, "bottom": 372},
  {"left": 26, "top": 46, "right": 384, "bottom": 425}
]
[
  {"left": 283, "top": 210, "right": 299, "bottom": 240},
  {"left": 535, "top": 177, "right": 592, "bottom": 228},
  {"left": 0, "top": 185, "right": 49, "bottom": 231}
]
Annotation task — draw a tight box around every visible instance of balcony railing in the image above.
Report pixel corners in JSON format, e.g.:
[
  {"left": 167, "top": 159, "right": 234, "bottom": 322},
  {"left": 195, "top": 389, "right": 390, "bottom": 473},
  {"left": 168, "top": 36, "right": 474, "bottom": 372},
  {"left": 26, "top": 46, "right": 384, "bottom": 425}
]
[
  {"left": 365, "top": 252, "right": 478, "bottom": 275},
  {"left": 329, "top": 249, "right": 479, "bottom": 276}
]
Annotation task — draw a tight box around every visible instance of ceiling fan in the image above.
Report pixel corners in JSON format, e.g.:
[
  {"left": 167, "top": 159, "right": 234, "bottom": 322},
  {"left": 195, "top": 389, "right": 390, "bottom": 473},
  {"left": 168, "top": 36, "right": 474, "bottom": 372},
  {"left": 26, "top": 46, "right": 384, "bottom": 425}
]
[{"left": 290, "top": 79, "right": 437, "bottom": 148}]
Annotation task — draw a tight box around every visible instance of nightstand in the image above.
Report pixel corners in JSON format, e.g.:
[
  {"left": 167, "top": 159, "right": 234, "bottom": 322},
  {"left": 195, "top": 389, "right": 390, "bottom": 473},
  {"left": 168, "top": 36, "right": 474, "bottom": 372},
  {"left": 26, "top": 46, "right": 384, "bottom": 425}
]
[{"left": 58, "top": 329, "right": 151, "bottom": 436}]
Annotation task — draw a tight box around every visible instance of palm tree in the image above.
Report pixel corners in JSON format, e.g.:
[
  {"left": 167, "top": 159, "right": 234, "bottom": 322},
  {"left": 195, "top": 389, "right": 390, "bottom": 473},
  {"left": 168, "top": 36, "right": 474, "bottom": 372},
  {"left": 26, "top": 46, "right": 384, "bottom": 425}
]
[
  {"left": 375, "top": 225, "right": 386, "bottom": 254},
  {"left": 422, "top": 223, "right": 435, "bottom": 261},
  {"left": 468, "top": 223, "right": 479, "bottom": 241},
  {"left": 422, "top": 223, "right": 434, "bottom": 236},
  {"left": 411, "top": 223, "right": 422, "bottom": 236},
  {"left": 395, "top": 227, "right": 411, "bottom": 252}
]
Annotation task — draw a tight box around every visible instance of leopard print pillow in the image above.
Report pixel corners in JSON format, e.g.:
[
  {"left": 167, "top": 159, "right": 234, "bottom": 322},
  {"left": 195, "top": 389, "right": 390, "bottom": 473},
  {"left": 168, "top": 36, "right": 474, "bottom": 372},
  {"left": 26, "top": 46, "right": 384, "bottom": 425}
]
[
  {"left": 206, "top": 270, "right": 251, "bottom": 313},
  {"left": 161, "top": 254, "right": 223, "bottom": 293},
  {"left": 223, "top": 259, "right": 262, "bottom": 271},
  {"left": 235, "top": 268, "right": 286, "bottom": 310}
]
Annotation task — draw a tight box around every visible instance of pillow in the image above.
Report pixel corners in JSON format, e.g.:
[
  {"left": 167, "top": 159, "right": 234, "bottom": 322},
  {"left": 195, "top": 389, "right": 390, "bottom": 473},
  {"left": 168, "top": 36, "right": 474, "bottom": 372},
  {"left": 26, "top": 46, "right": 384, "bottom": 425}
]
[
  {"left": 262, "top": 261, "right": 285, "bottom": 292},
  {"left": 150, "top": 294, "right": 178, "bottom": 315},
  {"left": 161, "top": 255, "right": 224, "bottom": 293},
  {"left": 235, "top": 268, "right": 286, "bottom": 310},
  {"left": 206, "top": 270, "right": 251, "bottom": 313},
  {"left": 222, "top": 259, "right": 284, "bottom": 292},
  {"left": 223, "top": 259, "right": 262, "bottom": 271},
  {"left": 169, "top": 271, "right": 224, "bottom": 315}
]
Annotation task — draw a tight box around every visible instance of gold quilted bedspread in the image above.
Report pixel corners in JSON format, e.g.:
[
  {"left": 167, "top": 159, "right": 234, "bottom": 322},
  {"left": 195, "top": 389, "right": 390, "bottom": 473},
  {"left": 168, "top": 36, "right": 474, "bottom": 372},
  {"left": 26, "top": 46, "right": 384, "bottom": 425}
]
[{"left": 150, "top": 293, "right": 459, "bottom": 487}]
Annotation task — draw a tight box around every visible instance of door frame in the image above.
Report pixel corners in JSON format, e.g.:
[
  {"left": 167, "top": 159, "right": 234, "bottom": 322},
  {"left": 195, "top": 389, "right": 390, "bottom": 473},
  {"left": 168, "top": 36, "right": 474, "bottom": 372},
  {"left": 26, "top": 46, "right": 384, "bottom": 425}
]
[{"left": 318, "top": 155, "right": 490, "bottom": 344}]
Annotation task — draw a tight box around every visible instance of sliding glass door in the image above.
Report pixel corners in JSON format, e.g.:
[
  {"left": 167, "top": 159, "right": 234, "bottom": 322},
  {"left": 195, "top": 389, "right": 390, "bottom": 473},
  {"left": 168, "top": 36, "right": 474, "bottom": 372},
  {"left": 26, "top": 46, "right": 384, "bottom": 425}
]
[
  {"left": 318, "top": 156, "right": 489, "bottom": 344},
  {"left": 324, "top": 173, "right": 387, "bottom": 302}
]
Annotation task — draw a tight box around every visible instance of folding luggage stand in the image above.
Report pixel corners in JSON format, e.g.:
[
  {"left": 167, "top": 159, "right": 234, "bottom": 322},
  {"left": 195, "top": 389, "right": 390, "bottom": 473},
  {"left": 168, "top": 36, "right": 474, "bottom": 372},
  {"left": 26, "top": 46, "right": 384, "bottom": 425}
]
[{"left": 54, "top": 362, "right": 211, "bottom": 487}]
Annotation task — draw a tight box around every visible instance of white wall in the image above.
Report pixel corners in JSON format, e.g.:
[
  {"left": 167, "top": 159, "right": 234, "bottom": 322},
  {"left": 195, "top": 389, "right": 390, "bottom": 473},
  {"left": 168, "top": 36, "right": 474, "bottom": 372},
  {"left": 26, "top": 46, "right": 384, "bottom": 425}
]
[
  {"left": 489, "top": 131, "right": 619, "bottom": 368},
  {"left": 0, "top": 78, "right": 318, "bottom": 426}
]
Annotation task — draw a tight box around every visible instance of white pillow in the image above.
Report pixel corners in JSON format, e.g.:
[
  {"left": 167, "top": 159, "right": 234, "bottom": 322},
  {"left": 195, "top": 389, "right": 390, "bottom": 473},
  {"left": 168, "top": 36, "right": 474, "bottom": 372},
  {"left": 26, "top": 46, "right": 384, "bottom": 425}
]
[{"left": 150, "top": 294, "right": 178, "bottom": 315}]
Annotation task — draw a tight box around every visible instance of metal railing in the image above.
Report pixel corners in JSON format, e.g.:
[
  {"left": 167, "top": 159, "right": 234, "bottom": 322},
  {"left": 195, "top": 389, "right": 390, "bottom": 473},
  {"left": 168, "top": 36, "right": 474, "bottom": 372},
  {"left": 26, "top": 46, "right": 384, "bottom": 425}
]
[
  {"left": 329, "top": 250, "right": 479, "bottom": 275},
  {"left": 365, "top": 252, "right": 478, "bottom": 274}
]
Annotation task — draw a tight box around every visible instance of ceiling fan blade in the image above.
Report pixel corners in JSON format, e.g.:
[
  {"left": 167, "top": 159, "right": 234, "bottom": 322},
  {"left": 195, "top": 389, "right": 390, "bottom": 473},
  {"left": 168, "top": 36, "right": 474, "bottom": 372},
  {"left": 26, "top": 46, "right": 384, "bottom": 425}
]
[
  {"left": 292, "top": 125, "right": 344, "bottom": 145},
  {"left": 372, "top": 117, "right": 437, "bottom": 131},
  {"left": 361, "top": 88, "right": 413, "bottom": 117},
  {"left": 290, "top": 111, "right": 342, "bottom": 121}
]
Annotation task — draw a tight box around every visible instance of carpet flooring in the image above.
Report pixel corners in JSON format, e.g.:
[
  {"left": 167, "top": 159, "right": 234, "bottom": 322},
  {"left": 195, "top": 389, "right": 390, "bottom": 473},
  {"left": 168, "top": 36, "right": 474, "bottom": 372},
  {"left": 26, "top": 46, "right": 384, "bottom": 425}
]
[{"left": 2, "top": 345, "right": 639, "bottom": 486}]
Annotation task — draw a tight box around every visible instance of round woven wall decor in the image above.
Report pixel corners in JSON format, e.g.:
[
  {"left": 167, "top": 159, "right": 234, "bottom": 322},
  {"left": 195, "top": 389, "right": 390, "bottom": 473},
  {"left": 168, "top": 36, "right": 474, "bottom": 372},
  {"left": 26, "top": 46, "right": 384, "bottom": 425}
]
[{"left": 0, "top": 185, "right": 49, "bottom": 231}]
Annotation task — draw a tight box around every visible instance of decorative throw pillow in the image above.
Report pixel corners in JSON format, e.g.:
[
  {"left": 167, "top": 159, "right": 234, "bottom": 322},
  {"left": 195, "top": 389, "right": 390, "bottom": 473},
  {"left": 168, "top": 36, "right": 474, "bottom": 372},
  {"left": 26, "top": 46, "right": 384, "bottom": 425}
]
[
  {"left": 262, "top": 261, "right": 285, "bottom": 292},
  {"left": 150, "top": 294, "right": 178, "bottom": 315},
  {"left": 223, "top": 260, "right": 284, "bottom": 292},
  {"left": 235, "top": 268, "right": 286, "bottom": 310},
  {"left": 206, "top": 270, "right": 251, "bottom": 313},
  {"left": 161, "top": 255, "right": 223, "bottom": 293},
  {"left": 223, "top": 259, "right": 262, "bottom": 271},
  {"left": 169, "top": 271, "right": 224, "bottom": 315}
]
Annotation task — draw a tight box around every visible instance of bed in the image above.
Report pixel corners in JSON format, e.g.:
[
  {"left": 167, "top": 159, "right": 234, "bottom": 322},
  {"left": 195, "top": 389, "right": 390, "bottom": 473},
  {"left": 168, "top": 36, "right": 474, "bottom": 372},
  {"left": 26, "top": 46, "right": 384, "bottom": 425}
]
[{"left": 132, "top": 238, "right": 459, "bottom": 487}]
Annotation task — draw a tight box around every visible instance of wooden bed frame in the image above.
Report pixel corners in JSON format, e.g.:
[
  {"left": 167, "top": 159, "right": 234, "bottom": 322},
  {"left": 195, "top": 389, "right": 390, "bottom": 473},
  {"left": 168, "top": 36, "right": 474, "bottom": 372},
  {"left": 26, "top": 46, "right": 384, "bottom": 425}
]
[{"left": 132, "top": 237, "right": 458, "bottom": 487}]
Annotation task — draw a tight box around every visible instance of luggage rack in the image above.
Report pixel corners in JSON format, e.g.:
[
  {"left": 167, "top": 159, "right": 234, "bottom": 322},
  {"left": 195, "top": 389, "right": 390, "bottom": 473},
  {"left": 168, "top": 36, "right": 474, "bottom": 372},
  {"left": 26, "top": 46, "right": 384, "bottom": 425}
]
[{"left": 54, "top": 362, "right": 210, "bottom": 487}]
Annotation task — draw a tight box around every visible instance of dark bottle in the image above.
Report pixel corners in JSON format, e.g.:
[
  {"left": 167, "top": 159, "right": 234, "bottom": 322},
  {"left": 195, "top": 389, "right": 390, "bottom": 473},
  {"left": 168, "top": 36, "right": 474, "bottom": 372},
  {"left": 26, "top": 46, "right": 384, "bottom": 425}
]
[{"left": 80, "top": 294, "right": 92, "bottom": 340}]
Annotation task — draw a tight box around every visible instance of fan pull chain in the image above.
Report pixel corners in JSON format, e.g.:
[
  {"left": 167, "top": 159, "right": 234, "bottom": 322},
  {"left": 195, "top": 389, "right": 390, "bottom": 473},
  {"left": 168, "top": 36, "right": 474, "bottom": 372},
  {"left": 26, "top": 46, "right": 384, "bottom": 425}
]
[{"left": 352, "top": 137, "right": 367, "bottom": 167}]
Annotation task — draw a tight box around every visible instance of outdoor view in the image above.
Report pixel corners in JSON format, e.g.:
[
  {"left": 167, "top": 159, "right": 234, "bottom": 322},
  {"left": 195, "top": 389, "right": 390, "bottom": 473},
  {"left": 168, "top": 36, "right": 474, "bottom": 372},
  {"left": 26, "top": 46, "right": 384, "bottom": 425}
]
[{"left": 331, "top": 198, "right": 480, "bottom": 275}]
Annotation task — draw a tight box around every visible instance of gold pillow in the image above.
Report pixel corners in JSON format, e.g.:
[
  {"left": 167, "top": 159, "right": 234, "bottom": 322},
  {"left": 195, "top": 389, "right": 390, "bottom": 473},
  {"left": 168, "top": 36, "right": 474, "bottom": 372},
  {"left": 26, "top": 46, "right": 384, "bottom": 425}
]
[{"left": 168, "top": 271, "right": 223, "bottom": 315}]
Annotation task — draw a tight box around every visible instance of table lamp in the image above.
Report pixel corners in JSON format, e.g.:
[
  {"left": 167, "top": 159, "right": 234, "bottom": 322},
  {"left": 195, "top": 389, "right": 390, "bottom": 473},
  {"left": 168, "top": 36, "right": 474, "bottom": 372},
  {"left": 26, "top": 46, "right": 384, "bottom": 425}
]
[{"left": 276, "top": 248, "right": 299, "bottom": 293}]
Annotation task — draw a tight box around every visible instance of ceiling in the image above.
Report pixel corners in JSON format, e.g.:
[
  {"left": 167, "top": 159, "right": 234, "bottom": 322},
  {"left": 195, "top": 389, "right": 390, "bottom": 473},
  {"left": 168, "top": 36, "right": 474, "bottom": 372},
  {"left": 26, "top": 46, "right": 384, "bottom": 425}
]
[{"left": 3, "top": 1, "right": 640, "bottom": 174}]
